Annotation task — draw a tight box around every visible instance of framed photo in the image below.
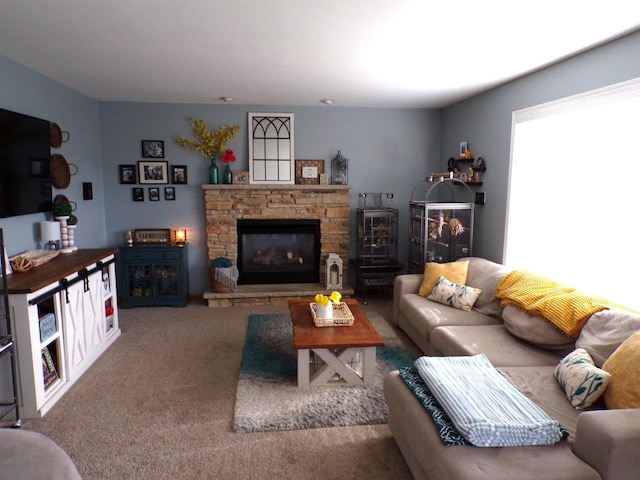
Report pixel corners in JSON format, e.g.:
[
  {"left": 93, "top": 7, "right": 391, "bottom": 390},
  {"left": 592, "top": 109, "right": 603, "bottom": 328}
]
[
  {"left": 141, "top": 140, "right": 164, "bottom": 158},
  {"left": 171, "top": 165, "right": 188, "bottom": 184},
  {"left": 149, "top": 187, "right": 160, "bottom": 201},
  {"left": 459, "top": 142, "right": 468, "bottom": 157},
  {"left": 132, "top": 187, "right": 144, "bottom": 201},
  {"left": 295, "top": 159, "right": 324, "bottom": 185},
  {"left": 138, "top": 160, "right": 169, "bottom": 184},
  {"left": 164, "top": 187, "right": 176, "bottom": 200},
  {"left": 119, "top": 164, "right": 137, "bottom": 184},
  {"left": 232, "top": 171, "right": 249, "bottom": 185},
  {"left": 134, "top": 229, "right": 171, "bottom": 244}
]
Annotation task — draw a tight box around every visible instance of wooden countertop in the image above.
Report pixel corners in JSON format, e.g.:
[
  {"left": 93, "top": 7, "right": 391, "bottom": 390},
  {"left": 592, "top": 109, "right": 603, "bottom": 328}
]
[{"left": 5, "top": 248, "right": 119, "bottom": 294}]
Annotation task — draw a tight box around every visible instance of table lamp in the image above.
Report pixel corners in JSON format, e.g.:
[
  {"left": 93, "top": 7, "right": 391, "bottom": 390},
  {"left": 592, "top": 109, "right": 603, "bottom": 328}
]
[{"left": 40, "top": 221, "right": 61, "bottom": 250}]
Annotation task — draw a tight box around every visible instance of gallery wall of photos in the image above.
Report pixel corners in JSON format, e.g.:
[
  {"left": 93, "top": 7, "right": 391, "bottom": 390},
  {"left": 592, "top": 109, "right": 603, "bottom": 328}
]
[{"left": 118, "top": 140, "right": 187, "bottom": 202}]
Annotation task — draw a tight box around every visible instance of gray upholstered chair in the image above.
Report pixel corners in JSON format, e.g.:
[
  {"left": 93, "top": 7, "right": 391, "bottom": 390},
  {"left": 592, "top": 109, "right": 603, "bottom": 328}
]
[{"left": 0, "top": 429, "right": 82, "bottom": 479}]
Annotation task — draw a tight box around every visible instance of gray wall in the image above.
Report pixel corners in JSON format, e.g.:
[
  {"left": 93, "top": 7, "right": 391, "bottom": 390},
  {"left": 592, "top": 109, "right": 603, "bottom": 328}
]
[
  {"left": 3, "top": 28, "right": 639, "bottom": 294},
  {"left": 99, "top": 103, "right": 441, "bottom": 292},
  {"left": 439, "top": 30, "right": 640, "bottom": 263},
  {"left": 0, "top": 56, "right": 108, "bottom": 255}
]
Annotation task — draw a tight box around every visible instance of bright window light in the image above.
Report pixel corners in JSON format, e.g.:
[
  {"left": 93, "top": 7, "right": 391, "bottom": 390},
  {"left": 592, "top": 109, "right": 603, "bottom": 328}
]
[{"left": 506, "top": 78, "right": 640, "bottom": 310}]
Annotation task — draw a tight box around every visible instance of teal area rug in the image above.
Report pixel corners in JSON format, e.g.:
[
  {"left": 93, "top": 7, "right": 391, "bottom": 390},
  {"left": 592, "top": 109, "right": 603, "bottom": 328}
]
[{"left": 233, "top": 312, "right": 415, "bottom": 433}]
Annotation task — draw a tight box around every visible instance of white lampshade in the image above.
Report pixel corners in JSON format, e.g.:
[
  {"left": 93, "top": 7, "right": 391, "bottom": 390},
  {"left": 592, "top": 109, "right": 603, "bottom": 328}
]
[{"left": 40, "top": 221, "right": 61, "bottom": 248}]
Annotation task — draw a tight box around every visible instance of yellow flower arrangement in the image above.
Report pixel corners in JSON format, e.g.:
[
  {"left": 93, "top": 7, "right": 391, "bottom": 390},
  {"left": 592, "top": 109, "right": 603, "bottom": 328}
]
[
  {"left": 174, "top": 118, "right": 241, "bottom": 159},
  {"left": 314, "top": 291, "right": 342, "bottom": 307}
]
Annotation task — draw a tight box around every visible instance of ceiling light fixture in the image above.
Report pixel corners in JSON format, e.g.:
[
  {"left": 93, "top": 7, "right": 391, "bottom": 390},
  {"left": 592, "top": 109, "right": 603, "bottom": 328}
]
[
  {"left": 320, "top": 99, "right": 334, "bottom": 106},
  {"left": 220, "top": 96, "right": 234, "bottom": 103}
]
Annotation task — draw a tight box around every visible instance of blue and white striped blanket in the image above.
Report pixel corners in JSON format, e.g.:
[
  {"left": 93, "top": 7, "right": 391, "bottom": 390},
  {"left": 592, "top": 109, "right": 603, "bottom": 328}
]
[{"left": 415, "top": 354, "right": 567, "bottom": 447}]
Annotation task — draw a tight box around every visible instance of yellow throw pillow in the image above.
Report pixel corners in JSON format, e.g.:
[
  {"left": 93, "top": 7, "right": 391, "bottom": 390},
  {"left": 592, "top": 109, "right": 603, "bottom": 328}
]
[
  {"left": 418, "top": 260, "right": 470, "bottom": 297},
  {"left": 602, "top": 331, "right": 640, "bottom": 409}
]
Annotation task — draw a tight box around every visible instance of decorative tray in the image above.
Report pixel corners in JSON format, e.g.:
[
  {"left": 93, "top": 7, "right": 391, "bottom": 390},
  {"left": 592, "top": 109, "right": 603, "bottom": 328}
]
[
  {"left": 309, "top": 302, "right": 355, "bottom": 327},
  {"left": 10, "top": 250, "right": 60, "bottom": 272}
]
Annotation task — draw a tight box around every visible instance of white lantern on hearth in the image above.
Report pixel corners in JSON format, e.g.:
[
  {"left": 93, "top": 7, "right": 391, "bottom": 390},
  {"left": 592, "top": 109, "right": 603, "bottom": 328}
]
[{"left": 325, "top": 253, "right": 343, "bottom": 289}]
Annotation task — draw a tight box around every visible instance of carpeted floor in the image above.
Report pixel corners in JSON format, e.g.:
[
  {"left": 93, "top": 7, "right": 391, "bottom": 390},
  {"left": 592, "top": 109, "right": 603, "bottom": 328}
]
[
  {"left": 233, "top": 312, "right": 415, "bottom": 433},
  {"left": 19, "top": 300, "right": 418, "bottom": 480}
]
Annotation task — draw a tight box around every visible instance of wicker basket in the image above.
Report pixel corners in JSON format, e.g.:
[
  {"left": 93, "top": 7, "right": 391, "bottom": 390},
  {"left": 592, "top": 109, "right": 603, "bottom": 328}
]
[
  {"left": 209, "top": 268, "right": 232, "bottom": 293},
  {"left": 310, "top": 302, "right": 355, "bottom": 327}
]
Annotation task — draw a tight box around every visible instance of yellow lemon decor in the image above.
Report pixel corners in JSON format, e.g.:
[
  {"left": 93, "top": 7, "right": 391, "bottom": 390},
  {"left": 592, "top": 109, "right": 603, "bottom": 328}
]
[{"left": 314, "top": 291, "right": 342, "bottom": 307}]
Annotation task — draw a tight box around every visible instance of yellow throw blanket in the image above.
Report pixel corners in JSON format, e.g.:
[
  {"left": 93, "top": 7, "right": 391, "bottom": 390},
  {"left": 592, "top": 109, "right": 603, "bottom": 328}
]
[{"left": 495, "top": 269, "right": 624, "bottom": 338}]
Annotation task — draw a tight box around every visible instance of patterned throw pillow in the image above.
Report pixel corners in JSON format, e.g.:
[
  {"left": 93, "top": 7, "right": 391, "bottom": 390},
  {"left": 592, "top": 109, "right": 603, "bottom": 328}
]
[
  {"left": 427, "top": 276, "right": 482, "bottom": 311},
  {"left": 554, "top": 348, "right": 611, "bottom": 409}
]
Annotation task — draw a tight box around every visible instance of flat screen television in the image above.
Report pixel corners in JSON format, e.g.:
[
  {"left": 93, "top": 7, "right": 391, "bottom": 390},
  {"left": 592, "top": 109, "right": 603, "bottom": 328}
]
[{"left": 0, "top": 107, "right": 52, "bottom": 218}]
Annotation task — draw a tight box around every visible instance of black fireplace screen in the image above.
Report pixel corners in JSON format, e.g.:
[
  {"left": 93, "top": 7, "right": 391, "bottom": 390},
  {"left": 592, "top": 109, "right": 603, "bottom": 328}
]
[{"left": 237, "top": 219, "right": 321, "bottom": 284}]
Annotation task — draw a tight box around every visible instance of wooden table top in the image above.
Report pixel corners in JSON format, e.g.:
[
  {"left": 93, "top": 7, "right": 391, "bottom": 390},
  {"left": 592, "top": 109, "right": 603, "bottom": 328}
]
[
  {"left": 5, "top": 248, "right": 119, "bottom": 294},
  {"left": 288, "top": 298, "right": 384, "bottom": 350}
]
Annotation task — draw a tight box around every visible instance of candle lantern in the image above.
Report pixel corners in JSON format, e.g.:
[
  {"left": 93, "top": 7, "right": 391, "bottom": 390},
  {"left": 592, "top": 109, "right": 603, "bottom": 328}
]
[
  {"left": 175, "top": 228, "right": 187, "bottom": 244},
  {"left": 325, "top": 253, "right": 343, "bottom": 289}
]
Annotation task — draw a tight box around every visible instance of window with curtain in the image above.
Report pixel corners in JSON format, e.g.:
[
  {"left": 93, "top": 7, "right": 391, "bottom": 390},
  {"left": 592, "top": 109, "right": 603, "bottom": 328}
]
[{"left": 505, "top": 77, "right": 640, "bottom": 310}]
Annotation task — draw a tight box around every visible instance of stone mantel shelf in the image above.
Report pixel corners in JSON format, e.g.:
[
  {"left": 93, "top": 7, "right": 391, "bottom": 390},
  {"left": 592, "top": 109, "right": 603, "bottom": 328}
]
[{"left": 202, "top": 184, "right": 350, "bottom": 191}]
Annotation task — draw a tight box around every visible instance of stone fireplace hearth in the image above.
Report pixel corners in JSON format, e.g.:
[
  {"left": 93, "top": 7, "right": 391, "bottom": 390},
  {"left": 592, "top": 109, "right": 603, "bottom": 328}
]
[{"left": 202, "top": 184, "right": 352, "bottom": 307}]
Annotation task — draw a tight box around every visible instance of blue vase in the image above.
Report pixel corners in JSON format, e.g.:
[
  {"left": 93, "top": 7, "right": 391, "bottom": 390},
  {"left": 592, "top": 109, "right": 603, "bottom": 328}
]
[
  {"left": 223, "top": 163, "right": 232, "bottom": 184},
  {"left": 209, "top": 158, "right": 219, "bottom": 184}
]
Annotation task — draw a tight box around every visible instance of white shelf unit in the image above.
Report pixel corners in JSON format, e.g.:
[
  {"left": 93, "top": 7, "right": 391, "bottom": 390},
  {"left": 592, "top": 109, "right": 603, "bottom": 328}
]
[{"left": 7, "top": 253, "right": 120, "bottom": 418}]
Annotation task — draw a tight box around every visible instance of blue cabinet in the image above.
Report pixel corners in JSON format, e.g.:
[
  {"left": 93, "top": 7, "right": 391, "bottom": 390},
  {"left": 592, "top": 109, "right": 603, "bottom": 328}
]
[{"left": 118, "top": 244, "right": 189, "bottom": 308}]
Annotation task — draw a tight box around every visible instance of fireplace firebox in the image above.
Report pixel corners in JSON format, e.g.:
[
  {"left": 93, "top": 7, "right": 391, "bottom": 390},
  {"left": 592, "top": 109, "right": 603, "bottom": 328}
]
[{"left": 237, "top": 219, "right": 321, "bottom": 284}]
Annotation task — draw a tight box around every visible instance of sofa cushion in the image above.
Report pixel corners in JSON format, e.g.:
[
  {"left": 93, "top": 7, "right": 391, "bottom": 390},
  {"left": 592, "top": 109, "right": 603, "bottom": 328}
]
[
  {"left": 384, "top": 370, "right": 602, "bottom": 480},
  {"left": 462, "top": 257, "right": 509, "bottom": 318},
  {"left": 502, "top": 306, "right": 574, "bottom": 351},
  {"left": 398, "top": 294, "right": 500, "bottom": 340},
  {"left": 576, "top": 308, "right": 640, "bottom": 367},
  {"left": 602, "top": 331, "right": 640, "bottom": 409},
  {"left": 418, "top": 260, "right": 469, "bottom": 297},
  {"left": 427, "top": 276, "right": 482, "bottom": 311},
  {"left": 554, "top": 348, "right": 610, "bottom": 409},
  {"left": 431, "top": 324, "right": 566, "bottom": 367}
]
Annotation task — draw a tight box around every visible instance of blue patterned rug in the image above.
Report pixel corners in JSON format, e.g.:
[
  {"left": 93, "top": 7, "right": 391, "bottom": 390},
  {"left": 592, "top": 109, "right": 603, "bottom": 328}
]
[{"left": 233, "top": 312, "right": 415, "bottom": 433}]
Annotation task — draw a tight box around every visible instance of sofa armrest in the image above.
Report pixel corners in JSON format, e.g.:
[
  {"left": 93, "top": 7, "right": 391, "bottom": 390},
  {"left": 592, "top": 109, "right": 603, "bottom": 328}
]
[
  {"left": 393, "top": 274, "right": 423, "bottom": 324},
  {"left": 573, "top": 408, "right": 640, "bottom": 480}
]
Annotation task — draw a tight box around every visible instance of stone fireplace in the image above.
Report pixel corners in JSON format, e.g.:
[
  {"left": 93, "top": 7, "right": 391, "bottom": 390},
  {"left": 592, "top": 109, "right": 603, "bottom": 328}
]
[{"left": 202, "top": 184, "right": 351, "bottom": 306}]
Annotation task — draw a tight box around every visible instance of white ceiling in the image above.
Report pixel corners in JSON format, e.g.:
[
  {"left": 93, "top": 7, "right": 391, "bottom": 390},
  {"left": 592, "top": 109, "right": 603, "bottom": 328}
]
[{"left": 1, "top": 1, "right": 639, "bottom": 108}]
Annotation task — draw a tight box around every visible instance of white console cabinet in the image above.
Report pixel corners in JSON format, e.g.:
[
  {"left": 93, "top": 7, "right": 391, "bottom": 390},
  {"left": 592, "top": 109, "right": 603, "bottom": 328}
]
[{"left": 3, "top": 249, "right": 120, "bottom": 418}]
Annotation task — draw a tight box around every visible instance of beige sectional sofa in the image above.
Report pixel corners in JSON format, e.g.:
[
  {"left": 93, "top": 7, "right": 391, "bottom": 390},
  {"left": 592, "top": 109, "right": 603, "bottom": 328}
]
[{"left": 384, "top": 257, "right": 640, "bottom": 480}]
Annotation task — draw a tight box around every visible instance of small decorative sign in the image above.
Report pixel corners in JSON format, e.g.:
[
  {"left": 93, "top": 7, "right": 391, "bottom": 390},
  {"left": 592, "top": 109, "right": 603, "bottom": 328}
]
[{"left": 134, "top": 229, "right": 171, "bottom": 244}]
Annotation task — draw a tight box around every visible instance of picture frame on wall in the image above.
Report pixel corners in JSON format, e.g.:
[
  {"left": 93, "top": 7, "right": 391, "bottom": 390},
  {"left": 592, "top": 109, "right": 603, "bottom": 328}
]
[
  {"left": 141, "top": 140, "right": 165, "bottom": 158},
  {"left": 138, "top": 160, "right": 169, "bottom": 184},
  {"left": 171, "top": 165, "right": 188, "bottom": 184},
  {"left": 149, "top": 187, "right": 160, "bottom": 201},
  {"left": 132, "top": 187, "right": 144, "bottom": 201},
  {"left": 165, "top": 187, "right": 176, "bottom": 200},
  {"left": 119, "top": 164, "right": 137, "bottom": 184}
]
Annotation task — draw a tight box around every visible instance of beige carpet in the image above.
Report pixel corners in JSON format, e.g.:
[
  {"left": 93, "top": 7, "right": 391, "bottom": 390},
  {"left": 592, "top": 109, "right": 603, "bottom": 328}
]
[{"left": 21, "top": 299, "right": 417, "bottom": 480}]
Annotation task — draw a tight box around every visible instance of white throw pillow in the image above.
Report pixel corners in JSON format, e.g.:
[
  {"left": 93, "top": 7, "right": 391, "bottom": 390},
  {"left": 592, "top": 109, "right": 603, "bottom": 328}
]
[
  {"left": 427, "top": 276, "right": 482, "bottom": 312},
  {"left": 554, "top": 348, "right": 611, "bottom": 410}
]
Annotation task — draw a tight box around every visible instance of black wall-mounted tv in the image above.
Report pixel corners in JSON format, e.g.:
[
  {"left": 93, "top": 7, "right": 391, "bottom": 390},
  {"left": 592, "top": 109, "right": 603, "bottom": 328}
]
[{"left": 0, "top": 107, "right": 52, "bottom": 218}]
